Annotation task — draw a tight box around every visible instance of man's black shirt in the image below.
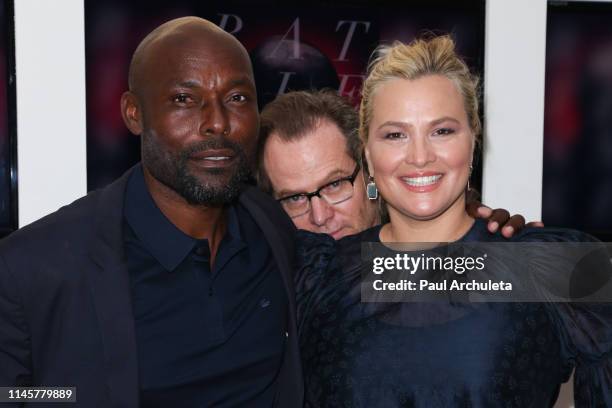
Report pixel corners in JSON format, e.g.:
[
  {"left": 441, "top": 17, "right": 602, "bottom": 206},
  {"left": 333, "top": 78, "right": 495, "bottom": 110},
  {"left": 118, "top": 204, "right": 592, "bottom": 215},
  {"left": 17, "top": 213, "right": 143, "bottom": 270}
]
[{"left": 123, "top": 166, "right": 288, "bottom": 407}]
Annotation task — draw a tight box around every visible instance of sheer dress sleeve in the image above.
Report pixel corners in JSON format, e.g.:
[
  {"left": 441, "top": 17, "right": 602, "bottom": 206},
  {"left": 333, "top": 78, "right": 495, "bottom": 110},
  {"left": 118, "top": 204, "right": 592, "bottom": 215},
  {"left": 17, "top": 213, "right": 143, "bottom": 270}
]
[
  {"left": 294, "top": 230, "right": 338, "bottom": 334},
  {"left": 515, "top": 227, "right": 612, "bottom": 407}
]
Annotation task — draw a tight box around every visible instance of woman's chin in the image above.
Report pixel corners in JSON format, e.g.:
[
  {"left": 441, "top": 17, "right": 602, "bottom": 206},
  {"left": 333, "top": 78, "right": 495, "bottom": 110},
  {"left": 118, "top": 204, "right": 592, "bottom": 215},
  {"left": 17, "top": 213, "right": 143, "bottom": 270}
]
[{"left": 399, "top": 205, "right": 445, "bottom": 221}]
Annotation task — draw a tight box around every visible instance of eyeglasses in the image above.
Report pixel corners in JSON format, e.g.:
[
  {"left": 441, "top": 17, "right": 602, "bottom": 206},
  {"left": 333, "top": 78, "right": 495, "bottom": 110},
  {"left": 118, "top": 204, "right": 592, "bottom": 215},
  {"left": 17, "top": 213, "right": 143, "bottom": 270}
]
[{"left": 277, "top": 164, "right": 361, "bottom": 218}]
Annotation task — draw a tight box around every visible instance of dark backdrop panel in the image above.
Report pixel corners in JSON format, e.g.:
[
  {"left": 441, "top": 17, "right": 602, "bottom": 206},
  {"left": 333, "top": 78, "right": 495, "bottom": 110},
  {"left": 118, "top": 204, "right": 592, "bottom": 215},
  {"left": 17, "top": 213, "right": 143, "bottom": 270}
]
[
  {"left": 0, "top": 0, "right": 16, "bottom": 238},
  {"left": 85, "top": 0, "right": 485, "bottom": 191},
  {"left": 543, "top": 1, "right": 612, "bottom": 240}
]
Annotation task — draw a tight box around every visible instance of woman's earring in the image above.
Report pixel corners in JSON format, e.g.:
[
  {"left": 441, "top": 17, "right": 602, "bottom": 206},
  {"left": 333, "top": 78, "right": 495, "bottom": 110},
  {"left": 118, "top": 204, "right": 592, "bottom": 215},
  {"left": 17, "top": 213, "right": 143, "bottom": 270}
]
[{"left": 367, "top": 177, "right": 378, "bottom": 200}]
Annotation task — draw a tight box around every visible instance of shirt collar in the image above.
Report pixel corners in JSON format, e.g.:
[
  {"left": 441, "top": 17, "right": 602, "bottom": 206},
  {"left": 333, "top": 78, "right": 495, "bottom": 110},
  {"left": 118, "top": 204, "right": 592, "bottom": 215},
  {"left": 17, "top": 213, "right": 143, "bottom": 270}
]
[
  {"left": 123, "top": 165, "right": 246, "bottom": 271},
  {"left": 225, "top": 201, "right": 243, "bottom": 244},
  {"left": 124, "top": 165, "right": 197, "bottom": 271}
]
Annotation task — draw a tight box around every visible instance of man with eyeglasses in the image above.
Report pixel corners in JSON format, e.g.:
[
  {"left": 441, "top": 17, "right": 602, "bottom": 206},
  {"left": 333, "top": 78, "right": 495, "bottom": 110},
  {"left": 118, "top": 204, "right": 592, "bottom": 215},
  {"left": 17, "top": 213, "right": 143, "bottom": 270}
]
[
  {"left": 276, "top": 163, "right": 361, "bottom": 221},
  {"left": 258, "top": 90, "right": 377, "bottom": 240},
  {"left": 257, "top": 90, "right": 530, "bottom": 240}
]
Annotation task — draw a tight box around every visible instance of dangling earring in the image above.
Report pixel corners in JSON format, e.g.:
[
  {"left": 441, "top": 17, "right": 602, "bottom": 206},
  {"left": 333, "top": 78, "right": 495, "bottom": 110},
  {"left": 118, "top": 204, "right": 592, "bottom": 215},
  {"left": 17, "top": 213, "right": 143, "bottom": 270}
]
[
  {"left": 467, "top": 164, "right": 473, "bottom": 191},
  {"left": 366, "top": 176, "right": 378, "bottom": 200}
]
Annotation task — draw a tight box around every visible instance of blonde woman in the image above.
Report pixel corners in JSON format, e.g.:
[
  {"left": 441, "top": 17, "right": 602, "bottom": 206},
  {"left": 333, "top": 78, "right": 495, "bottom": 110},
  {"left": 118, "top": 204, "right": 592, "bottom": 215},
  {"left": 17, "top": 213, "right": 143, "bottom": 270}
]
[{"left": 296, "top": 36, "right": 612, "bottom": 407}]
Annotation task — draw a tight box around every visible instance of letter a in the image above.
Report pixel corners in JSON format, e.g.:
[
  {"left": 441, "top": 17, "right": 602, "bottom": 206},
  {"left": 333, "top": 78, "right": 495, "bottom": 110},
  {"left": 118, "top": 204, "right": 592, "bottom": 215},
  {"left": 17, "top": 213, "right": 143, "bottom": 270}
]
[{"left": 270, "top": 18, "right": 302, "bottom": 59}]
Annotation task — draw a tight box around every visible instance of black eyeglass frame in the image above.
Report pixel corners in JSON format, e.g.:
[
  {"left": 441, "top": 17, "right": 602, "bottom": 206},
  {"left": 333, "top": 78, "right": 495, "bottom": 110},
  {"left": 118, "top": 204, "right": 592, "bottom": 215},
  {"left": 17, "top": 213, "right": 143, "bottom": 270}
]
[{"left": 276, "top": 163, "right": 361, "bottom": 209}]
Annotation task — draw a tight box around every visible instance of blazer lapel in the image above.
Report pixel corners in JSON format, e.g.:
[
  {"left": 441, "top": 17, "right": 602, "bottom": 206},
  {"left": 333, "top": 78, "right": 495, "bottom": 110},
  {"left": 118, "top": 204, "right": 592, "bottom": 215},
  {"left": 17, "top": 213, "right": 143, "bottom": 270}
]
[
  {"left": 86, "top": 168, "right": 139, "bottom": 408},
  {"left": 239, "top": 187, "right": 304, "bottom": 406}
]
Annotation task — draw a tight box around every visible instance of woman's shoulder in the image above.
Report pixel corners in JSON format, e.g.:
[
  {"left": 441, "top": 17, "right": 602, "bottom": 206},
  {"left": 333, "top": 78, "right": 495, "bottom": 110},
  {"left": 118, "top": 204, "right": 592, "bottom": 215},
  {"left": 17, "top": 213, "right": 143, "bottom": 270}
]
[
  {"left": 297, "top": 225, "right": 382, "bottom": 252},
  {"left": 294, "top": 228, "right": 373, "bottom": 309},
  {"left": 296, "top": 229, "right": 337, "bottom": 252},
  {"left": 295, "top": 230, "right": 337, "bottom": 272},
  {"left": 338, "top": 224, "right": 383, "bottom": 244},
  {"left": 295, "top": 226, "right": 381, "bottom": 272},
  {"left": 510, "top": 225, "right": 601, "bottom": 243},
  {"left": 463, "top": 219, "right": 600, "bottom": 244}
]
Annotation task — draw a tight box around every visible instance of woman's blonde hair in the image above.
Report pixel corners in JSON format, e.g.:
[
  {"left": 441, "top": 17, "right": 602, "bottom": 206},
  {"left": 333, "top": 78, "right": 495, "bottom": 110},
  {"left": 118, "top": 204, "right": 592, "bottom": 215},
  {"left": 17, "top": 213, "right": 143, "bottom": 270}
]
[{"left": 359, "top": 35, "right": 481, "bottom": 145}]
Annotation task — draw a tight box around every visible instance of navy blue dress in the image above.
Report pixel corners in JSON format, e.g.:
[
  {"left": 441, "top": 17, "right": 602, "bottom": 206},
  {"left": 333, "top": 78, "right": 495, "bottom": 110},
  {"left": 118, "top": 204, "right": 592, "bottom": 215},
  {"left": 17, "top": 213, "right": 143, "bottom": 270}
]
[{"left": 296, "top": 219, "right": 612, "bottom": 407}]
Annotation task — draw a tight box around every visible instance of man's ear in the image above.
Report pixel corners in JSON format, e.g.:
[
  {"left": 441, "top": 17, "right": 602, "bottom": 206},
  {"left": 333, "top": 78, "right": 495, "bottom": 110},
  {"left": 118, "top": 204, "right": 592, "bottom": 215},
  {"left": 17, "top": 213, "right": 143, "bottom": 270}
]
[{"left": 120, "top": 91, "right": 143, "bottom": 135}]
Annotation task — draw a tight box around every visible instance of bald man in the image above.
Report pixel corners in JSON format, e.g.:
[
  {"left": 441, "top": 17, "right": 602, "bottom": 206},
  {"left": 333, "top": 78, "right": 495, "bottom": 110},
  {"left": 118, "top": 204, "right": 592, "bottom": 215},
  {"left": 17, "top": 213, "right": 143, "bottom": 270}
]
[{"left": 0, "top": 17, "right": 301, "bottom": 407}]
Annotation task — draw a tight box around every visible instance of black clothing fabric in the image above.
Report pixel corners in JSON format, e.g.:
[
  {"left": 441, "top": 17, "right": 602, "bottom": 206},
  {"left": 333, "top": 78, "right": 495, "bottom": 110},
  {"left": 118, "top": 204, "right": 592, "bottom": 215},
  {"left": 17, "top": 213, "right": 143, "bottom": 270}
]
[
  {"left": 123, "top": 166, "right": 287, "bottom": 407},
  {"left": 0, "top": 165, "right": 302, "bottom": 408},
  {"left": 296, "top": 219, "right": 612, "bottom": 407}
]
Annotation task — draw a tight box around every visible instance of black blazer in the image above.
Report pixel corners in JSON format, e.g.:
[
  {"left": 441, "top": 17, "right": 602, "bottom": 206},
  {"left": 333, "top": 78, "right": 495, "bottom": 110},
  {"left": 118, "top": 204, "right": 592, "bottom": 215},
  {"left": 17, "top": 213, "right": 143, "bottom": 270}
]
[{"left": 0, "top": 166, "right": 303, "bottom": 407}]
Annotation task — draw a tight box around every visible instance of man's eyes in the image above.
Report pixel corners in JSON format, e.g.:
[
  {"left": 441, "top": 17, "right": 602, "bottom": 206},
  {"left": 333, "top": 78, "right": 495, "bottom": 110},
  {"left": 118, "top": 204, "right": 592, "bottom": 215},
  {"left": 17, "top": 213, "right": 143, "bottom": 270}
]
[
  {"left": 229, "top": 94, "right": 248, "bottom": 103},
  {"left": 287, "top": 195, "right": 307, "bottom": 203},
  {"left": 323, "top": 180, "right": 344, "bottom": 191},
  {"left": 171, "top": 93, "right": 194, "bottom": 104},
  {"left": 170, "top": 93, "right": 249, "bottom": 105}
]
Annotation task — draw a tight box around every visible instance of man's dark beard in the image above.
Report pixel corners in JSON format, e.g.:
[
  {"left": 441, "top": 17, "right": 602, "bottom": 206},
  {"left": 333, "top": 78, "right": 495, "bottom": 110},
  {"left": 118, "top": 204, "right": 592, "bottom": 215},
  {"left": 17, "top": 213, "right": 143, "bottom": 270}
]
[{"left": 142, "top": 136, "right": 252, "bottom": 206}]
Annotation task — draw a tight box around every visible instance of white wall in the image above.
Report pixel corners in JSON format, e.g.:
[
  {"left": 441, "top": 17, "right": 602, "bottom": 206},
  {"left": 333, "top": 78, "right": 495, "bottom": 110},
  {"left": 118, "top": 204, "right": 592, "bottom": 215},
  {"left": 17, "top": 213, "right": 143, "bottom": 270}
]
[
  {"left": 483, "top": 3, "right": 576, "bottom": 405},
  {"left": 482, "top": 0, "right": 547, "bottom": 221},
  {"left": 14, "top": 0, "right": 87, "bottom": 227}
]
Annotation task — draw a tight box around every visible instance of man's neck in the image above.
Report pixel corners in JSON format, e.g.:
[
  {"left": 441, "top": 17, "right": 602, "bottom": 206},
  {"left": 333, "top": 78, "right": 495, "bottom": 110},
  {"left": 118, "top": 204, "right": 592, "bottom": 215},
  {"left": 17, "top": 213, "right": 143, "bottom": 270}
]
[{"left": 143, "top": 168, "right": 228, "bottom": 261}]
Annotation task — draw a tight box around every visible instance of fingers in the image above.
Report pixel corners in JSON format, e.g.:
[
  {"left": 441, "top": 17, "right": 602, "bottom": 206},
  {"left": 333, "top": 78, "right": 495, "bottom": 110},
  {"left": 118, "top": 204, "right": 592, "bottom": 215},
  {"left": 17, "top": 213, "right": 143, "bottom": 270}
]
[
  {"left": 466, "top": 201, "right": 492, "bottom": 219},
  {"left": 477, "top": 205, "right": 493, "bottom": 219},
  {"left": 466, "top": 201, "right": 482, "bottom": 218},
  {"left": 487, "top": 208, "right": 511, "bottom": 233},
  {"left": 500, "top": 214, "right": 526, "bottom": 238},
  {"left": 526, "top": 221, "right": 545, "bottom": 228},
  {"left": 468, "top": 204, "right": 535, "bottom": 238}
]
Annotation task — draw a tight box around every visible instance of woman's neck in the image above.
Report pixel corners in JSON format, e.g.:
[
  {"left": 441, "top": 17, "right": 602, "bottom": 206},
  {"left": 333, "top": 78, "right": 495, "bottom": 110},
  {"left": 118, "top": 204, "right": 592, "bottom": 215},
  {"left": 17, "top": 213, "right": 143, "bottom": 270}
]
[{"left": 381, "top": 196, "right": 474, "bottom": 243}]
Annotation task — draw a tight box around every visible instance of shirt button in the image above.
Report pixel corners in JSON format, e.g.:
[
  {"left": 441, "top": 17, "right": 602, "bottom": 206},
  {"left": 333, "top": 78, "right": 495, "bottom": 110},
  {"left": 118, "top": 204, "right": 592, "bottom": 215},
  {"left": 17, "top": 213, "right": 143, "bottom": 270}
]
[
  {"left": 285, "top": 331, "right": 289, "bottom": 338},
  {"left": 195, "top": 246, "right": 208, "bottom": 256}
]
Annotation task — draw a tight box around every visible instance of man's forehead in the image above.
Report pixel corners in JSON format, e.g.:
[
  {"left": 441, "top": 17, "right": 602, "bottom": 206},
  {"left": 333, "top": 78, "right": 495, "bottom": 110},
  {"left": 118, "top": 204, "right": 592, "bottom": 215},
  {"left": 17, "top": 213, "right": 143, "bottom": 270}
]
[
  {"left": 139, "top": 45, "right": 253, "bottom": 91},
  {"left": 266, "top": 130, "right": 356, "bottom": 196},
  {"left": 160, "top": 56, "right": 255, "bottom": 85},
  {"left": 131, "top": 21, "right": 253, "bottom": 92},
  {"left": 270, "top": 125, "right": 352, "bottom": 162},
  {"left": 152, "top": 33, "right": 249, "bottom": 66}
]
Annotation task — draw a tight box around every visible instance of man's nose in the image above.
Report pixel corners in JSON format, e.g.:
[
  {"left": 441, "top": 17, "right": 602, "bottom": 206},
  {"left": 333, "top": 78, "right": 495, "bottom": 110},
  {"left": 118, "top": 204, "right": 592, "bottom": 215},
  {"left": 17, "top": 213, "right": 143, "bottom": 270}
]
[
  {"left": 309, "top": 196, "right": 334, "bottom": 227},
  {"left": 200, "top": 99, "right": 230, "bottom": 136}
]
